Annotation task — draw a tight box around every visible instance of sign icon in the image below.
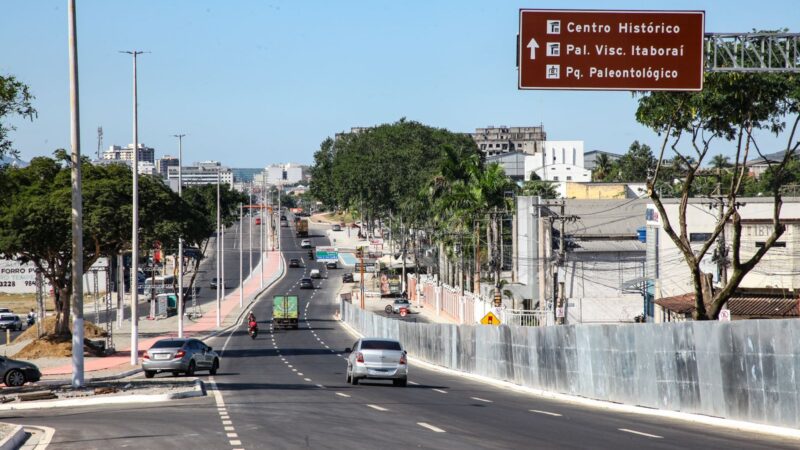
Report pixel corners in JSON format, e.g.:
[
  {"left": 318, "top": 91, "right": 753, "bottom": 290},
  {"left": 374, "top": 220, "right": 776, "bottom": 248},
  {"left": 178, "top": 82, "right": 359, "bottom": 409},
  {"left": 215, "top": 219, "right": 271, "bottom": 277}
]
[
  {"left": 480, "top": 311, "right": 501, "bottom": 326},
  {"left": 527, "top": 38, "right": 539, "bottom": 60},
  {"left": 546, "top": 20, "right": 561, "bottom": 34},
  {"left": 547, "top": 42, "right": 560, "bottom": 57},
  {"left": 718, "top": 309, "right": 731, "bottom": 321},
  {"left": 546, "top": 65, "right": 560, "bottom": 79}
]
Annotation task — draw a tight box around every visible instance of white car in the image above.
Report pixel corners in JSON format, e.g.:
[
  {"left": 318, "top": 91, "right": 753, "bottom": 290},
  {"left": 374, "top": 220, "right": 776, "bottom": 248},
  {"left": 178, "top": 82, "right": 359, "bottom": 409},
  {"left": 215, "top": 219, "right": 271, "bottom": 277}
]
[
  {"left": 310, "top": 269, "right": 321, "bottom": 279},
  {"left": 345, "top": 338, "right": 408, "bottom": 386},
  {"left": 300, "top": 239, "right": 311, "bottom": 248}
]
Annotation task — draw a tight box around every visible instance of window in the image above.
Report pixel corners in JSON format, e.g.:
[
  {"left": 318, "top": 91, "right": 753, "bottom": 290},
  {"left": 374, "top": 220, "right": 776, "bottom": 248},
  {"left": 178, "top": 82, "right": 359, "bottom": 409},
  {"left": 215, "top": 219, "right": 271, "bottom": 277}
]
[
  {"left": 566, "top": 176, "right": 572, "bottom": 181},
  {"left": 361, "top": 340, "right": 402, "bottom": 351},
  {"left": 756, "top": 241, "right": 786, "bottom": 248},
  {"left": 553, "top": 176, "right": 559, "bottom": 181},
  {"left": 689, "top": 233, "right": 712, "bottom": 242},
  {"left": 572, "top": 148, "right": 576, "bottom": 164},
  {"left": 517, "top": 143, "right": 522, "bottom": 148},
  {"left": 502, "top": 144, "right": 508, "bottom": 150}
]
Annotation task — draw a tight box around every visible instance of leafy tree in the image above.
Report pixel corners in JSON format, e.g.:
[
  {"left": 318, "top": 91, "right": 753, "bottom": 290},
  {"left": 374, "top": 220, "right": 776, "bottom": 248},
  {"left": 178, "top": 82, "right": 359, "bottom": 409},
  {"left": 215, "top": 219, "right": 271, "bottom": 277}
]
[
  {"left": 710, "top": 154, "right": 732, "bottom": 169},
  {"left": 0, "top": 75, "right": 35, "bottom": 160},
  {"left": 615, "top": 141, "right": 656, "bottom": 182},
  {"left": 638, "top": 70, "right": 800, "bottom": 320},
  {"left": 308, "top": 138, "right": 336, "bottom": 209},
  {"left": 0, "top": 156, "right": 210, "bottom": 336},
  {"left": 592, "top": 153, "right": 614, "bottom": 181},
  {"left": 521, "top": 179, "right": 559, "bottom": 199}
]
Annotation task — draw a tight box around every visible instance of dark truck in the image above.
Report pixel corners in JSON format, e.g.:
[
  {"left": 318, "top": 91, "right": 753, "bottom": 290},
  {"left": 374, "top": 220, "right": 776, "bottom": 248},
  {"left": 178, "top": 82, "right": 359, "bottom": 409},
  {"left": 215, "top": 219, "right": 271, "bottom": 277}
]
[{"left": 273, "top": 295, "right": 299, "bottom": 330}]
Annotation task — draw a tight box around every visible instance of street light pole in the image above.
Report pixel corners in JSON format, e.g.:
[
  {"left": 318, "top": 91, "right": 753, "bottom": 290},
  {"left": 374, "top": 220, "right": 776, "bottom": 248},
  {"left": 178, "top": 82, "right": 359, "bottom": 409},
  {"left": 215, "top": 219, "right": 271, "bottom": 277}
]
[
  {"left": 174, "top": 133, "right": 186, "bottom": 338},
  {"left": 259, "top": 178, "right": 264, "bottom": 289},
  {"left": 68, "top": 0, "right": 84, "bottom": 387},
  {"left": 216, "top": 170, "right": 221, "bottom": 327},
  {"left": 120, "top": 49, "right": 146, "bottom": 366},
  {"left": 239, "top": 202, "right": 243, "bottom": 308},
  {"left": 249, "top": 183, "right": 253, "bottom": 277}
]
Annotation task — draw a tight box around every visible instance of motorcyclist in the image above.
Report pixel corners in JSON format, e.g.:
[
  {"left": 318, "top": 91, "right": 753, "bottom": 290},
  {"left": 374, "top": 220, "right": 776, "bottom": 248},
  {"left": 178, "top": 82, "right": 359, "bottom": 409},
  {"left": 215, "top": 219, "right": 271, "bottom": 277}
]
[
  {"left": 247, "top": 312, "right": 258, "bottom": 333},
  {"left": 27, "top": 309, "right": 36, "bottom": 326}
]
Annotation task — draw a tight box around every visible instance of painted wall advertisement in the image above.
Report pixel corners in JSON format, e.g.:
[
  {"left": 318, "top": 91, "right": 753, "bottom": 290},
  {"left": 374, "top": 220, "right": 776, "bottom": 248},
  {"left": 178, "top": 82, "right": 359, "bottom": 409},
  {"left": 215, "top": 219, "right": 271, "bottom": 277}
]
[{"left": 0, "top": 258, "right": 108, "bottom": 294}]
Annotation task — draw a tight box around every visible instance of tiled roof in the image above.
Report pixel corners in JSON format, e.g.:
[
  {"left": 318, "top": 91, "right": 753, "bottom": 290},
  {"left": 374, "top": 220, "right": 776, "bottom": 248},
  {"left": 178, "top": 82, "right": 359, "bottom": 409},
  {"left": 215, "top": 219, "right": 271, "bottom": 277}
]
[{"left": 655, "top": 293, "right": 799, "bottom": 317}]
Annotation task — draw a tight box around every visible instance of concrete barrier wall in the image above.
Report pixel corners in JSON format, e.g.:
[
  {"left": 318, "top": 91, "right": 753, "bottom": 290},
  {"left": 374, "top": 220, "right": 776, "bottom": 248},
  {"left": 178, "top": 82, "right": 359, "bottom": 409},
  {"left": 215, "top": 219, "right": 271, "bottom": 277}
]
[{"left": 341, "top": 301, "right": 800, "bottom": 429}]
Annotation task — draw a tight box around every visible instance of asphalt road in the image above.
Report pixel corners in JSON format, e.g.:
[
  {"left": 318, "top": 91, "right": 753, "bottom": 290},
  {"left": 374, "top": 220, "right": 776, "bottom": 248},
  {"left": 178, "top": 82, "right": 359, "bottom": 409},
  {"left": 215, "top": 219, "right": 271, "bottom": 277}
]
[{"left": 2, "top": 217, "right": 798, "bottom": 449}]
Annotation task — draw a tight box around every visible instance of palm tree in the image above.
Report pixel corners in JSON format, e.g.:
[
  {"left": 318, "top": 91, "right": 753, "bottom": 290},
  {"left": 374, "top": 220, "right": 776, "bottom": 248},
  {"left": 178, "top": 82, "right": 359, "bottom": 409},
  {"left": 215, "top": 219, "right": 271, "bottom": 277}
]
[
  {"left": 710, "top": 154, "right": 732, "bottom": 170},
  {"left": 593, "top": 153, "right": 613, "bottom": 181}
]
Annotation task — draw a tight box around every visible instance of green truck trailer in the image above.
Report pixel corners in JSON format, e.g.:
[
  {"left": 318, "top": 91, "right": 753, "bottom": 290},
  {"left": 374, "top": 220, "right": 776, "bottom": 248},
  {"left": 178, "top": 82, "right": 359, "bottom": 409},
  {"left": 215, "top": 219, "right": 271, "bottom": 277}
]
[{"left": 273, "top": 295, "right": 299, "bottom": 329}]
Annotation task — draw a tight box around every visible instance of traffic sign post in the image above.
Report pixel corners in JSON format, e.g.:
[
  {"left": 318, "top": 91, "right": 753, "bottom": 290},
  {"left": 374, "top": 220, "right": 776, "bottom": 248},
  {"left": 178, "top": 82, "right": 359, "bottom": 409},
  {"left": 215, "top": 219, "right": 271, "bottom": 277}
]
[
  {"left": 519, "top": 9, "right": 705, "bottom": 91},
  {"left": 480, "top": 311, "right": 501, "bottom": 326}
]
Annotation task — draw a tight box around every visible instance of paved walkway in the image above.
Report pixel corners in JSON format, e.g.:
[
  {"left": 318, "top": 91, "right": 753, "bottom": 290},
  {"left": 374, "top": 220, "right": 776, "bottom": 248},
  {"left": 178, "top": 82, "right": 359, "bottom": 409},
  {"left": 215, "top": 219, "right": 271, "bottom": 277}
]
[{"left": 40, "top": 251, "right": 283, "bottom": 376}]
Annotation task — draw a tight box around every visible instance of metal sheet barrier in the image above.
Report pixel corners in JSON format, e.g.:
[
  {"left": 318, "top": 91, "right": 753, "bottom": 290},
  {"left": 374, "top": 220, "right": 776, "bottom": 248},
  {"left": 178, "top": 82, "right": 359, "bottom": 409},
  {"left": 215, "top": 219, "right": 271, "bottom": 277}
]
[{"left": 341, "top": 300, "right": 800, "bottom": 429}]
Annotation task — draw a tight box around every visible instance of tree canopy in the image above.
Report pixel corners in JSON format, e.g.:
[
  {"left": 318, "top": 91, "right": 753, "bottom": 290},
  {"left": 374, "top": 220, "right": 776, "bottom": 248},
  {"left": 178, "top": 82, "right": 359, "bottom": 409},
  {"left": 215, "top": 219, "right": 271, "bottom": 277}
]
[{"left": 0, "top": 75, "right": 35, "bottom": 160}]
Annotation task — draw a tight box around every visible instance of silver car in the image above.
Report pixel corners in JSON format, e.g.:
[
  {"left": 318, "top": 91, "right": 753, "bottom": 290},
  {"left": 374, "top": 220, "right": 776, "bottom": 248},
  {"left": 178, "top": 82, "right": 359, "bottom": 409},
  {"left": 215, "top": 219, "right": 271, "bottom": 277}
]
[
  {"left": 143, "top": 338, "right": 219, "bottom": 378},
  {"left": 345, "top": 338, "right": 408, "bottom": 386}
]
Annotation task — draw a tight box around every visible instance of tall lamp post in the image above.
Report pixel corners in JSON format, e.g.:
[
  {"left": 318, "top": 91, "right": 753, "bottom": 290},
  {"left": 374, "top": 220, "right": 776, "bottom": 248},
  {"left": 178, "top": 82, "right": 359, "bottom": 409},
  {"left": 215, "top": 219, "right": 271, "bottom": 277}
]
[
  {"left": 259, "top": 177, "right": 264, "bottom": 289},
  {"left": 216, "top": 170, "right": 221, "bottom": 327},
  {"left": 239, "top": 203, "right": 243, "bottom": 308},
  {"left": 68, "top": 0, "right": 84, "bottom": 387},
  {"left": 173, "top": 133, "right": 186, "bottom": 338},
  {"left": 120, "top": 49, "right": 146, "bottom": 366}
]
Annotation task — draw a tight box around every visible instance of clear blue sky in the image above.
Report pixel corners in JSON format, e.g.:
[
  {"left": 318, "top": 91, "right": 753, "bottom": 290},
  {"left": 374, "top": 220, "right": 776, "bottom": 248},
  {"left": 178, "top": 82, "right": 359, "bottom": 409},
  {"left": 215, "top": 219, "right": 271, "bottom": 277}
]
[{"left": 1, "top": 1, "right": 796, "bottom": 167}]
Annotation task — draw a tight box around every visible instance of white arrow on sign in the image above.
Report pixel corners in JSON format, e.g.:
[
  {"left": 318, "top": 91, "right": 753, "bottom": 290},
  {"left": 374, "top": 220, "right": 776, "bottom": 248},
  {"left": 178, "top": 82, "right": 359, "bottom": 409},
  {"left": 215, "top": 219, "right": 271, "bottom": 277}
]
[{"left": 527, "top": 38, "right": 539, "bottom": 60}]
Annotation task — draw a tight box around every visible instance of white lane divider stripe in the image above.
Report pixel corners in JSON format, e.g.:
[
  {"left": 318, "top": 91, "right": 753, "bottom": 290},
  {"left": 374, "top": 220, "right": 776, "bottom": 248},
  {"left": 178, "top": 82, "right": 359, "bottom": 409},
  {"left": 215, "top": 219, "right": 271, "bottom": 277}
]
[
  {"left": 618, "top": 428, "right": 663, "bottom": 439},
  {"left": 471, "top": 397, "right": 492, "bottom": 403},
  {"left": 432, "top": 389, "right": 447, "bottom": 394},
  {"left": 367, "top": 404, "right": 388, "bottom": 411},
  {"left": 304, "top": 378, "right": 312, "bottom": 382},
  {"left": 335, "top": 392, "right": 351, "bottom": 398},
  {"left": 408, "top": 381, "right": 419, "bottom": 385},
  {"left": 530, "top": 409, "right": 562, "bottom": 417},
  {"left": 417, "top": 422, "right": 446, "bottom": 433}
]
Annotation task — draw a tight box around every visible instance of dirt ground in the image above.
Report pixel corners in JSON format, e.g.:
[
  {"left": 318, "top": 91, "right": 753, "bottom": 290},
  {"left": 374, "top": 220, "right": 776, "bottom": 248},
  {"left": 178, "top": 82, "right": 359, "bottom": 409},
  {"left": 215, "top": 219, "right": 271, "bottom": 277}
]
[
  {"left": 312, "top": 211, "right": 355, "bottom": 224},
  {"left": 13, "top": 317, "right": 108, "bottom": 358}
]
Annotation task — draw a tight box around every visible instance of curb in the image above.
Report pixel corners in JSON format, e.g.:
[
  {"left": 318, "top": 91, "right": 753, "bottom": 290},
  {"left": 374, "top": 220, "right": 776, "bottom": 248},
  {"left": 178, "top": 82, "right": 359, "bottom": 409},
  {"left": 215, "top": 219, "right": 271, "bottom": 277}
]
[
  {"left": 336, "top": 312, "right": 800, "bottom": 441},
  {"left": 0, "top": 425, "right": 25, "bottom": 450}
]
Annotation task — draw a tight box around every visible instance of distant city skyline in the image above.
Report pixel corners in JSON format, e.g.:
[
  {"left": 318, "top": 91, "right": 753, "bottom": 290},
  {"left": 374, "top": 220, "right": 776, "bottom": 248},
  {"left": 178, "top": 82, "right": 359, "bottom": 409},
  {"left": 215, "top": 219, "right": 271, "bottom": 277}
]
[{"left": 2, "top": 1, "right": 796, "bottom": 167}]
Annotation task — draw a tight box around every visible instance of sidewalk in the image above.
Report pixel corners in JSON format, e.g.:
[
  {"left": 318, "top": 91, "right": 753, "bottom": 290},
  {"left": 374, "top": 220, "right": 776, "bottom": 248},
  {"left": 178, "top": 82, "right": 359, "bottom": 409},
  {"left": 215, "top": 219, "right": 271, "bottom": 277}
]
[{"left": 37, "top": 250, "right": 283, "bottom": 377}]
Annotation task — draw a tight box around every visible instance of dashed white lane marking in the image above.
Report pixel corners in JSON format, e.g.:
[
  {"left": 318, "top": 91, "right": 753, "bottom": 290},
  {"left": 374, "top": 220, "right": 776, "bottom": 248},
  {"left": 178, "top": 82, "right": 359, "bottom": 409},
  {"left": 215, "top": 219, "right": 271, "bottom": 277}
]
[
  {"left": 304, "top": 378, "right": 312, "bottom": 382},
  {"left": 224, "top": 426, "right": 236, "bottom": 431},
  {"left": 230, "top": 440, "right": 242, "bottom": 446},
  {"left": 226, "top": 432, "right": 238, "bottom": 438},
  {"left": 288, "top": 364, "right": 293, "bottom": 368},
  {"left": 471, "top": 397, "right": 492, "bottom": 403},
  {"left": 292, "top": 368, "right": 298, "bottom": 372},
  {"left": 316, "top": 384, "right": 325, "bottom": 389},
  {"left": 417, "top": 422, "right": 446, "bottom": 433},
  {"left": 432, "top": 389, "right": 448, "bottom": 394},
  {"left": 530, "top": 409, "right": 562, "bottom": 417},
  {"left": 222, "top": 420, "right": 232, "bottom": 425},
  {"left": 619, "top": 429, "right": 663, "bottom": 439},
  {"left": 335, "top": 392, "right": 351, "bottom": 398},
  {"left": 367, "top": 404, "right": 389, "bottom": 411},
  {"left": 408, "top": 381, "right": 419, "bottom": 385},
  {"left": 298, "top": 372, "right": 304, "bottom": 376}
]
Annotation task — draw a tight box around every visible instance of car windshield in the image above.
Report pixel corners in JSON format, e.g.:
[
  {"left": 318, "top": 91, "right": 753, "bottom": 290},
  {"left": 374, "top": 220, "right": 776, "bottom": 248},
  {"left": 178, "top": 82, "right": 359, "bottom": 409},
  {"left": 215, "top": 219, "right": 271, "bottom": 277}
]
[
  {"left": 151, "top": 339, "right": 186, "bottom": 349},
  {"left": 361, "top": 340, "right": 402, "bottom": 351}
]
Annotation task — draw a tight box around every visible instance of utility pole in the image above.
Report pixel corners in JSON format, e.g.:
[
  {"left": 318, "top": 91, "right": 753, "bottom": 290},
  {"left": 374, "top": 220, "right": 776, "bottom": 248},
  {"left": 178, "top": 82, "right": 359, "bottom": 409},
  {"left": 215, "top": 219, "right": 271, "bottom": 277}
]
[
  {"left": 715, "top": 184, "right": 729, "bottom": 286},
  {"left": 249, "top": 183, "right": 253, "bottom": 277},
  {"left": 549, "top": 200, "right": 578, "bottom": 325},
  {"left": 68, "top": 0, "right": 84, "bottom": 387},
  {"left": 120, "top": 49, "right": 146, "bottom": 366},
  {"left": 174, "top": 133, "right": 185, "bottom": 338},
  {"left": 216, "top": 170, "right": 221, "bottom": 327},
  {"left": 239, "top": 203, "right": 243, "bottom": 308},
  {"left": 259, "top": 177, "right": 264, "bottom": 289},
  {"left": 277, "top": 183, "right": 282, "bottom": 251}
]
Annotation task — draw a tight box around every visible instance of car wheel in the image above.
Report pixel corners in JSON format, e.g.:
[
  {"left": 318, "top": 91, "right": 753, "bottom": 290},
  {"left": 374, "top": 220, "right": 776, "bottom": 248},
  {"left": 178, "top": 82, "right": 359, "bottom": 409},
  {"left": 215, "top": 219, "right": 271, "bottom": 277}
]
[
  {"left": 5, "top": 369, "right": 25, "bottom": 387},
  {"left": 210, "top": 358, "right": 219, "bottom": 375},
  {"left": 384, "top": 305, "right": 393, "bottom": 314},
  {"left": 393, "top": 378, "right": 407, "bottom": 387},
  {"left": 172, "top": 371, "right": 181, "bottom": 377},
  {"left": 144, "top": 370, "right": 156, "bottom": 379},
  {"left": 350, "top": 374, "right": 359, "bottom": 386},
  {"left": 186, "top": 360, "right": 196, "bottom": 376}
]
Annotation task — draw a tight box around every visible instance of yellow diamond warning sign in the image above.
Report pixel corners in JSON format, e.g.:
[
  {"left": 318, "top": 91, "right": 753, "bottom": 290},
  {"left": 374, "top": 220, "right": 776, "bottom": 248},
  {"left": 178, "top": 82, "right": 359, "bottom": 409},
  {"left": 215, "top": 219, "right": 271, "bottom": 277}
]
[{"left": 480, "top": 311, "right": 501, "bottom": 326}]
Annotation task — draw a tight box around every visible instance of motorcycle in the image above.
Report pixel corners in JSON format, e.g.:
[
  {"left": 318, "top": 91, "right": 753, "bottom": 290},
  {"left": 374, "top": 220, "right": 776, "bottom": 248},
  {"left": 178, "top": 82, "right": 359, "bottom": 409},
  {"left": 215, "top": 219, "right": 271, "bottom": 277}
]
[
  {"left": 27, "top": 316, "right": 35, "bottom": 327},
  {"left": 248, "top": 324, "right": 258, "bottom": 339}
]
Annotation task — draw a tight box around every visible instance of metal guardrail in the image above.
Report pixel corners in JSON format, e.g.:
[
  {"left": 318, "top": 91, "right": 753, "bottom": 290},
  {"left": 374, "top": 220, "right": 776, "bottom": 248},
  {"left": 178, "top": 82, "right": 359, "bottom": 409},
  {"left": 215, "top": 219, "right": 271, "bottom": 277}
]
[{"left": 503, "top": 309, "right": 552, "bottom": 327}]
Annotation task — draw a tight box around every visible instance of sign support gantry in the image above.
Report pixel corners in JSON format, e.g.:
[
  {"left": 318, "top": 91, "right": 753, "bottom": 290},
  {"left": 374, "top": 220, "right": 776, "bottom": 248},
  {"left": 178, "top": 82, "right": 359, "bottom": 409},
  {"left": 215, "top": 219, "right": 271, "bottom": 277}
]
[{"left": 705, "top": 32, "right": 800, "bottom": 72}]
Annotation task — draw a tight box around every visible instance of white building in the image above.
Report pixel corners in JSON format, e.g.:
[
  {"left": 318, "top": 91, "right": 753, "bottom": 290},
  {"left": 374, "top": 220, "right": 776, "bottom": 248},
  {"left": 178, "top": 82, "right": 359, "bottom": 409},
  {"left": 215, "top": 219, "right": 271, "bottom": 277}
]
[
  {"left": 524, "top": 140, "right": 591, "bottom": 183},
  {"left": 646, "top": 197, "right": 800, "bottom": 321},
  {"left": 101, "top": 144, "right": 155, "bottom": 164},
  {"left": 167, "top": 161, "right": 233, "bottom": 189},
  {"left": 258, "top": 164, "right": 304, "bottom": 186}
]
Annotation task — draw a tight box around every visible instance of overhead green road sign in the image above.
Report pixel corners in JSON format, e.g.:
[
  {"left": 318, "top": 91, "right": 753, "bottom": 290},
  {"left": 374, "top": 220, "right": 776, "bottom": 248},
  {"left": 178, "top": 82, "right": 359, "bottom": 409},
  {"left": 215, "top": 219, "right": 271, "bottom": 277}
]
[{"left": 316, "top": 246, "right": 338, "bottom": 262}]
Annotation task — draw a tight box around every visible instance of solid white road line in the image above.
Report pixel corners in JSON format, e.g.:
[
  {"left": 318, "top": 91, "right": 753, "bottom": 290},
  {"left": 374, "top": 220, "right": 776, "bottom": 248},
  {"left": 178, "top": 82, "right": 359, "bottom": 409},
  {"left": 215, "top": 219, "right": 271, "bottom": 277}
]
[
  {"left": 530, "top": 409, "right": 562, "bottom": 417},
  {"left": 618, "top": 428, "right": 663, "bottom": 439},
  {"left": 408, "top": 381, "right": 419, "bottom": 385},
  {"left": 471, "top": 397, "right": 492, "bottom": 403},
  {"left": 432, "top": 389, "right": 448, "bottom": 394},
  {"left": 367, "top": 404, "right": 389, "bottom": 411},
  {"left": 335, "top": 392, "right": 351, "bottom": 398},
  {"left": 417, "top": 422, "right": 446, "bottom": 433}
]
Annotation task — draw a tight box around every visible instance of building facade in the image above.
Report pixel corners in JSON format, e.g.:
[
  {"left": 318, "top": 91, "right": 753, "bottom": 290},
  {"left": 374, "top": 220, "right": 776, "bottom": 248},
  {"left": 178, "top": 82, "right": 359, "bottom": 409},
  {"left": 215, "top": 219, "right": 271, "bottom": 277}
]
[
  {"left": 156, "top": 156, "right": 179, "bottom": 178},
  {"left": 645, "top": 197, "right": 800, "bottom": 322},
  {"left": 167, "top": 161, "right": 233, "bottom": 188},
  {"left": 257, "top": 164, "right": 304, "bottom": 186},
  {"left": 471, "top": 125, "right": 546, "bottom": 157},
  {"left": 524, "top": 140, "right": 591, "bottom": 183},
  {"left": 102, "top": 144, "right": 155, "bottom": 164},
  {"left": 583, "top": 150, "right": 622, "bottom": 171}
]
